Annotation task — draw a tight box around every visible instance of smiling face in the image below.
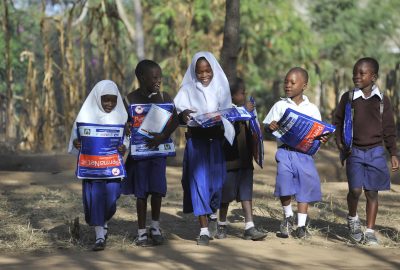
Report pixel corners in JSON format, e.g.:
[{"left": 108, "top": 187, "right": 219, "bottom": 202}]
[
  {"left": 101, "top": 94, "right": 118, "bottom": 113},
  {"left": 284, "top": 71, "right": 307, "bottom": 103},
  {"left": 195, "top": 58, "right": 213, "bottom": 87},
  {"left": 352, "top": 61, "right": 376, "bottom": 90},
  {"left": 140, "top": 66, "right": 162, "bottom": 93}
]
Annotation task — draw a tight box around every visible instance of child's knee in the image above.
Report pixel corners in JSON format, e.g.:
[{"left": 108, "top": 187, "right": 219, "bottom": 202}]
[
  {"left": 365, "top": 190, "right": 378, "bottom": 201},
  {"left": 348, "top": 188, "right": 362, "bottom": 199}
]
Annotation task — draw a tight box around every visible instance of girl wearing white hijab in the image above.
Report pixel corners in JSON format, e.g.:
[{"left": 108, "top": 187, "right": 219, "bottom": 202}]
[
  {"left": 68, "top": 80, "right": 128, "bottom": 251},
  {"left": 174, "top": 51, "right": 232, "bottom": 246}
]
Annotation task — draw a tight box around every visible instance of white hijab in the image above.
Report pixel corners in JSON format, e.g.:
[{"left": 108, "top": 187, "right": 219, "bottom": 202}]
[
  {"left": 67, "top": 80, "right": 128, "bottom": 154},
  {"left": 174, "top": 51, "right": 232, "bottom": 116}
]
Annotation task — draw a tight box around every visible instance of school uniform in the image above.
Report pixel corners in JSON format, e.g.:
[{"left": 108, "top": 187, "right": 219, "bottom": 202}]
[
  {"left": 68, "top": 80, "right": 128, "bottom": 226},
  {"left": 174, "top": 51, "right": 232, "bottom": 216},
  {"left": 122, "top": 89, "right": 178, "bottom": 199},
  {"left": 221, "top": 116, "right": 254, "bottom": 203},
  {"left": 263, "top": 96, "right": 322, "bottom": 203},
  {"left": 334, "top": 86, "right": 397, "bottom": 191}
]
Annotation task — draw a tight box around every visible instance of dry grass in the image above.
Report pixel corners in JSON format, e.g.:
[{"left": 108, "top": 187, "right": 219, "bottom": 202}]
[{"left": 0, "top": 164, "right": 399, "bottom": 255}]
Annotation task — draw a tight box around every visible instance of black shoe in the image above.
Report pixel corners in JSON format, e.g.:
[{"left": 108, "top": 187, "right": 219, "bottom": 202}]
[
  {"left": 92, "top": 238, "right": 105, "bottom": 251},
  {"left": 243, "top": 227, "right": 267, "bottom": 241},
  {"left": 277, "top": 216, "right": 294, "bottom": 238},
  {"left": 104, "top": 227, "right": 108, "bottom": 240},
  {"left": 295, "top": 226, "right": 311, "bottom": 239},
  {"left": 208, "top": 217, "right": 218, "bottom": 238},
  {"left": 134, "top": 233, "right": 152, "bottom": 247},
  {"left": 197, "top": 235, "right": 210, "bottom": 246},
  {"left": 215, "top": 225, "right": 227, "bottom": 239},
  {"left": 149, "top": 227, "right": 164, "bottom": 246}
]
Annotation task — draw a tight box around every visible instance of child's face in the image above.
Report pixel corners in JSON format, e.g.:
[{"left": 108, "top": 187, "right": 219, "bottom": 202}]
[
  {"left": 284, "top": 71, "right": 306, "bottom": 100},
  {"left": 195, "top": 58, "right": 213, "bottom": 87},
  {"left": 141, "top": 67, "right": 162, "bottom": 93},
  {"left": 101, "top": 94, "right": 117, "bottom": 113},
  {"left": 352, "top": 62, "right": 376, "bottom": 90},
  {"left": 232, "top": 88, "right": 246, "bottom": 106}
]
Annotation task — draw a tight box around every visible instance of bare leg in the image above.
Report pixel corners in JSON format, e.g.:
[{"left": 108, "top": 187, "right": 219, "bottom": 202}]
[
  {"left": 347, "top": 188, "right": 362, "bottom": 216},
  {"left": 365, "top": 190, "right": 378, "bottom": 229},
  {"left": 219, "top": 202, "right": 229, "bottom": 222},
  {"left": 199, "top": 215, "right": 208, "bottom": 228},
  {"left": 241, "top": 200, "right": 253, "bottom": 223},
  {"left": 136, "top": 198, "right": 147, "bottom": 229},
  {"left": 280, "top": 195, "right": 291, "bottom": 206},
  {"left": 151, "top": 195, "right": 162, "bottom": 221},
  {"left": 297, "top": 202, "right": 308, "bottom": 214}
]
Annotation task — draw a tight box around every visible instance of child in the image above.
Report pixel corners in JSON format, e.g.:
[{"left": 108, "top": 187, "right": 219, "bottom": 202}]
[
  {"left": 263, "top": 67, "right": 326, "bottom": 239},
  {"left": 334, "top": 57, "right": 399, "bottom": 245},
  {"left": 216, "top": 78, "right": 267, "bottom": 241},
  {"left": 68, "top": 80, "right": 128, "bottom": 251},
  {"left": 122, "top": 60, "right": 179, "bottom": 247},
  {"left": 174, "top": 51, "right": 231, "bottom": 245}
]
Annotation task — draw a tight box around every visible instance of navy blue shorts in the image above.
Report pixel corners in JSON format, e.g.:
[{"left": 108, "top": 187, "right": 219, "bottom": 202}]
[
  {"left": 346, "top": 146, "right": 390, "bottom": 191},
  {"left": 274, "top": 148, "right": 321, "bottom": 203},
  {"left": 221, "top": 169, "right": 253, "bottom": 203}
]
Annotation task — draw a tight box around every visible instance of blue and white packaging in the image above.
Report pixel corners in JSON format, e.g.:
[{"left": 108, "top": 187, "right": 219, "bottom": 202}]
[
  {"left": 193, "top": 107, "right": 252, "bottom": 128},
  {"left": 248, "top": 97, "right": 264, "bottom": 168},
  {"left": 129, "top": 103, "right": 176, "bottom": 159},
  {"left": 273, "top": 108, "right": 336, "bottom": 155},
  {"left": 76, "top": 122, "right": 126, "bottom": 179}
]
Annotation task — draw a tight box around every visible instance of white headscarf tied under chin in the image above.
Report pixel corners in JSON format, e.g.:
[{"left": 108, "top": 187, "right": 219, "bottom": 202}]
[
  {"left": 67, "top": 80, "right": 128, "bottom": 154},
  {"left": 174, "top": 51, "right": 232, "bottom": 116}
]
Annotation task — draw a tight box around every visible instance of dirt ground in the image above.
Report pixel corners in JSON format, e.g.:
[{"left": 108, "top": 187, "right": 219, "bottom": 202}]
[{"left": 0, "top": 141, "right": 400, "bottom": 269}]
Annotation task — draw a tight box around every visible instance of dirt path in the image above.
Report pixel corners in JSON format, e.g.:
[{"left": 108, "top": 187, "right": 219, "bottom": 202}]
[{"left": 0, "top": 141, "right": 399, "bottom": 269}]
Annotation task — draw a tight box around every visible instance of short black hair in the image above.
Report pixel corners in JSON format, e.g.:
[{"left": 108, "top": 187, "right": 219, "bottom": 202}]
[
  {"left": 355, "top": 57, "right": 379, "bottom": 74},
  {"left": 135, "top": 60, "right": 161, "bottom": 80},
  {"left": 287, "top": 67, "right": 309, "bottom": 83},
  {"left": 230, "top": 77, "right": 245, "bottom": 96}
]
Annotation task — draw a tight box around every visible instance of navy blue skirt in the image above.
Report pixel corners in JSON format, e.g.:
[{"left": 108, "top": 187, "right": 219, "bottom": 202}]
[
  {"left": 82, "top": 179, "right": 121, "bottom": 226},
  {"left": 122, "top": 156, "right": 167, "bottom": 198},
  {"left": 182, "top": 138, "right": 226, "bottom": 216}
]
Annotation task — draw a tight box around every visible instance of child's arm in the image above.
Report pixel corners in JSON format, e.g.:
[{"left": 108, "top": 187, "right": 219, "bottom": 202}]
[
  {"left": 391, "top": 156, "right": 399, "bottom": 172},
  {"left": 268, "top": 121, "right": 279, "bottom": 131}
]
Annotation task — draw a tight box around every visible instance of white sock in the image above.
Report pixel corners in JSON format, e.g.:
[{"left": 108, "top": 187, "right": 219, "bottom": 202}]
[
  {"left": 297, "top": 213, "right": 307, "bottom": 227},
  {"left": 366, "top": 228, "right": 374, "bottom": 233},
  {"left": 95, "top": 226, "right": 105, "bottom": 241},
  {"left": 218, "top": 221, "right": 228, "bottom": 226},
  {"left": 209, "top": 213, "right": 218, "bottom": 220},
  {"left": 150, "top": 220, "right": 161, "bottom": 235},
  {"left": 245, "top": 221, "right": 254, "bottom": 230},
  {"left": 200, "top": 227, "right": 210, "bottom": 236},
  {"left": 138, "top": 228, "right": 147, "bottom": 240},
  {"left": 283, "top": 205, "right": 294, "bottom": 217},
  {"left": 348, "top": 214, "right": 359, "bottom": 220},
  {"left": 151, "top": 220, "right": 160, "bottom": 229}
]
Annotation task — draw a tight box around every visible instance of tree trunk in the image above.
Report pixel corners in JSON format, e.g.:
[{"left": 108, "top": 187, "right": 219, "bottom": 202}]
[
  {"left": 116, "top": 0, "right": 145, "bottom": 60},
  {"left": 2, "top": 0, "right": 16, "bottom": 141},
  {"left": 41, "top": 1, "right": 58, "bottom": 152},
  {"left": 220, "top": 0, "right": 240, "bottom": 86},
  {"left": 133, "top": 0, "right": 145, "bottom": 60},
  {"left": 19, "top": 51, "right": 40, "bottom": 151}
]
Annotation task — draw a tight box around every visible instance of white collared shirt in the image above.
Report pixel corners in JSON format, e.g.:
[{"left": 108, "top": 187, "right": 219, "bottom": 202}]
[
  {"left": 263, "top": 95, "right": 321, "bottom": 125},
  {"left": 353, "top": 85, "right": 382, "bottom": 100},
  {"left": 263, "top": 95, "right": 321, "bottom": 145}
]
